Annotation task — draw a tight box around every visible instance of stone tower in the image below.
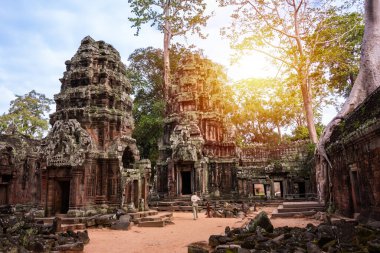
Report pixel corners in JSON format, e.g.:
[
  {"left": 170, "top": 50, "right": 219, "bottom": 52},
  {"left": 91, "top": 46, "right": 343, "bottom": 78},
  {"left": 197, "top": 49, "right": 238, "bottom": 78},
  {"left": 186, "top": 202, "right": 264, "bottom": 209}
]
[
  {"left": 44, "top": 36, "right": 150, "bottom": 216},
  {"left": 157, "top": 54, "right": 237, "bottom": 198}
]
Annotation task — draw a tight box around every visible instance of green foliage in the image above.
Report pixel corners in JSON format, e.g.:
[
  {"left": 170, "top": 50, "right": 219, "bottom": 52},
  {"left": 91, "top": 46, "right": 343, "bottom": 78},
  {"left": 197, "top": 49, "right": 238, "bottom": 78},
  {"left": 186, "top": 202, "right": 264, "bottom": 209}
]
[
  {"left": 0, "top": 90, "right": 53, "bottom": 139},
  {"left": 128, "top": 0, "right": 210, "bottom": 38},
  {"left": 229, "top": 78, "right": 300, "bottom": 144},
  {"left": 219, "top": 0, "right": 363, "bottom": 142},
  {"left": 128, "top": 45, "right": 197, "bottom": 164},
  {"left": 290, "top": 123, "right": 325, "bottom": 141},
  {"left": 311, "top": 12, "right": 364, "bottom": 98}
]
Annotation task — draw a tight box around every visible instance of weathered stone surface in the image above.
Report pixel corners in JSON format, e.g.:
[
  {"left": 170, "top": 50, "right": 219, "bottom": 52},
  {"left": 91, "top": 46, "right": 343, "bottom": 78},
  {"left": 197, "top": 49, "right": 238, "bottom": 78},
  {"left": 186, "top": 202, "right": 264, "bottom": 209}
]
[
  {"left": 247, "top": 211, "right": 273, "bottom": 233},
  {"left": 188, "top": 241, "right": 211, "bottom": 253},
  {"left": 95, "top": 214, "right": 115, "bottom": 226},
  {"left": 53, "top": 242, "right": 84, "bottom": 251},
  {"left": 205, "top": 214, "right": 380, "bottom": 253},
  {"left": 0, "top": 209, "right": 89, "bottom": 252},
  {"left": 110, "top": 215, "right": 131, "bottom": 230},
  {"left": 323, "top": 86, "right": 380, "bottom": 221}
]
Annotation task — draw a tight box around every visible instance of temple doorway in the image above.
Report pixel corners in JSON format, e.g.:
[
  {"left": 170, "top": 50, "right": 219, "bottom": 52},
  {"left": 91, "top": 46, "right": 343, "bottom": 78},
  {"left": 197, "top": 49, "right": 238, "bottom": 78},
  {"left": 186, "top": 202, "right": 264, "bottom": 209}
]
[
  {"left": 350, "top": 169, "right": 361, "bottom": 213},
  {"left": 0, "top": 185, "right": 8, "bottom": 205},
  {"left": 181, "top": 171, "right": 192, "bottom": 195},
  {"left": 298, "top": 182, "right": 306, "bottom": 198},
  {"left": 274, "top": 181, "right": 283, "bottom": 197},
  {"left": 55, "top": 180, "right": 70, "bottom": 214}
]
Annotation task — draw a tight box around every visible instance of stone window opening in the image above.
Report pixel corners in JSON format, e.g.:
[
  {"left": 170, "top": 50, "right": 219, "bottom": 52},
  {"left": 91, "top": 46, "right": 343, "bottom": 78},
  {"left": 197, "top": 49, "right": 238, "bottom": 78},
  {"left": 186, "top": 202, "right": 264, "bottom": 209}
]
[
  {"left": 122, "top": 147, "right": 135, "bottom": 169},
  {"left": 253, "top": 184, "right": 265, "bottom": 196}
]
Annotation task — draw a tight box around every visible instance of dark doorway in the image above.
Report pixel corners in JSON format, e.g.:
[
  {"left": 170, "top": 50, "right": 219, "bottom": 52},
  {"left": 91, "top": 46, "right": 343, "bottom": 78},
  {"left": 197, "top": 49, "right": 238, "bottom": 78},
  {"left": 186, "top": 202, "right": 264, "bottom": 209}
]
[
  {"left": 350, "top": 170, "right": 361, "bottom": 213},
  {"left": 0, "top": 185, "right": 8, "bottom": 205},
  {"left": 58, "top": 181, "right": 70, "bottom": 214},
  {"left": 122, "top": 147, "right": 135, "bottom": 169},
  {"left": 181, "top": 171, "right": 192, "bottom": 195},
  {"left": 274, "top": 181, "right": 283, "bottom": 197},
  {"left": 298, "top": 182, "right": 306, "bottom": 198}
]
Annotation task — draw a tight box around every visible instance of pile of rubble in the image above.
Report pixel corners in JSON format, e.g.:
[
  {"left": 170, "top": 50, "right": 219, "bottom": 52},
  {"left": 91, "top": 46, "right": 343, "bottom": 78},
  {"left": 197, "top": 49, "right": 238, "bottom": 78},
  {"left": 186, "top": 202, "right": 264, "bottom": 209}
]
[
  {"left": 0, "top": 205, "right": 89, "bottom": 252},
  {"left": 189, "top": 211, "right": 380, "bottom": 253},
  {"left": 205, "top": 202, "right": 256, "bottom": 219}
]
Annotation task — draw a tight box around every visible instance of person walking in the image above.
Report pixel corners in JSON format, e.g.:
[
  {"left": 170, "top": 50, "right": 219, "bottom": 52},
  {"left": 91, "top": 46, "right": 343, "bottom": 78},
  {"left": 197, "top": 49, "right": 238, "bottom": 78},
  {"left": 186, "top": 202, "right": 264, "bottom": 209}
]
[{"left": 191, "top": 192, "right": 201, "bottom": 220}]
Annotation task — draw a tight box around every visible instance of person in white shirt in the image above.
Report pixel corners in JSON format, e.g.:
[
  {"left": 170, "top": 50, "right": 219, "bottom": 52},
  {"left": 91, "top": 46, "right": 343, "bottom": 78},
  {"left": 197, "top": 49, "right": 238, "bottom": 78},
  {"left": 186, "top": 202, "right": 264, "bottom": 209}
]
[{"left": 191, "top": 192, "right": 201, "bottom": 220}]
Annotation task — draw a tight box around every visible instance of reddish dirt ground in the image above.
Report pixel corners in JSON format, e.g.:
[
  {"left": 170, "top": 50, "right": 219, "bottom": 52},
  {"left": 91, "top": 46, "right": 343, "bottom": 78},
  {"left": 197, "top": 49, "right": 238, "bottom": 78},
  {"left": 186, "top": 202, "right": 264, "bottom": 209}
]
[{"left": 84, "top": 207, "right": 321, "bottom": 253}]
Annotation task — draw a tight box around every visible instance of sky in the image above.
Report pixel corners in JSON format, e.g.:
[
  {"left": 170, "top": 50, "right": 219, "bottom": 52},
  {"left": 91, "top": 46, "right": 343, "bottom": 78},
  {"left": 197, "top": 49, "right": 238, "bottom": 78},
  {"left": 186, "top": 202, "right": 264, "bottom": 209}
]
[{"left": 0, "top": 0, "right": 338, "bottom": 124}]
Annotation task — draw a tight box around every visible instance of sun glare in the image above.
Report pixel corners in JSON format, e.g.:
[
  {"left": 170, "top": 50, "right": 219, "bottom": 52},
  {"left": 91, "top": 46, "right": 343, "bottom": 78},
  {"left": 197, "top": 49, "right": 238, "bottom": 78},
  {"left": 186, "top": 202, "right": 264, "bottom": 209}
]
[{"left": 227, "top": 53, "right": 278, "bottom": 82}]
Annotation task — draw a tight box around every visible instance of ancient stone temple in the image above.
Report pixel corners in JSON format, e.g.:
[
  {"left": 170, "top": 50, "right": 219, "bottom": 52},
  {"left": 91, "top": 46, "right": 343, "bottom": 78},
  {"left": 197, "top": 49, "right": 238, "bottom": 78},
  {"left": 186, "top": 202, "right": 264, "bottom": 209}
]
[
  {"left": 44, "top": 36, "right": 150, "bottom": 216},
  {"left": 156, "top": 54, "right": 237, "bottom": 198},
  {"left": 237, "top": 142, "right": 312, "bottom": 199},
  {"left": 0, "top": 133, "right": 44, "bottom": 207},
  {"left": 156, "top": 54, "right": 312, "bottom": 199},
  {"left": 0, "top": 36, "right": 150, "bottom": 216},
  {"left": 323, "top": 86, "right": 380, "bottom": 221}
]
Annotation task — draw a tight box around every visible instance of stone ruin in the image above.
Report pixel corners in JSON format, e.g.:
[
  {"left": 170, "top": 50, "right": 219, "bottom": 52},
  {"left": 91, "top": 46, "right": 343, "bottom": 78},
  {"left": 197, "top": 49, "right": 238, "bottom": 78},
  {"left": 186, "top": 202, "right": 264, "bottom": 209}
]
[
  {"left": 189, "top": 211, "right": 380, "bottom": 253},
  {"left": 322, "top": 86, "right": 380, "bottom": 221},
  {"left": 0, "top": 36, "right": 150, "bottom": 217},
  {"left": 156, "top": 53, "right": 313, "bottom": 201}
]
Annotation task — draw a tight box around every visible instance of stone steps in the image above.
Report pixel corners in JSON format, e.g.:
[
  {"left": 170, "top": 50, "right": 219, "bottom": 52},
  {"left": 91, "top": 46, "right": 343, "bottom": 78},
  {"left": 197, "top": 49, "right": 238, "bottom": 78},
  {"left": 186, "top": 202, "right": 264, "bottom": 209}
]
[
  {"left": 272, "top": 201, "right": 325, "bottom": 218},
  {"left": 276, "top": 205, "right": 325, "bottom": 213},
  {"left": 137, "top": 212, "right": 173, "bottom": 227},
  {"left": 61, "top": 223, "right": 86, "bottom": 232},
  {"left": 282, "top": 201, "right": 324, "bottom": 208}
]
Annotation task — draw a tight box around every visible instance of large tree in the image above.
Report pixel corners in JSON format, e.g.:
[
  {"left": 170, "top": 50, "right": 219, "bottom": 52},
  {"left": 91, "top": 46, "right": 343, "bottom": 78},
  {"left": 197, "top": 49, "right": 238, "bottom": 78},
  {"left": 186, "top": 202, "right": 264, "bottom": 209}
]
[
  {"left": 317, "top": 0, "right": 380, "bottom": 201},
  {"left": 128, "top": 0, "right": 210, "bottom": 106},
  {"left": 219, "top": 0, "right": 361, "bottom": 144},
  {"left": 127, "top": 45, "right": 197, "bottom": 164},
  {"left": 0, "top": 90, "right": 53, "bottom": 139},
  {"left": 230, "top": 78, "right": 300, "bottom": 144},
  {"left": 311, "top": 12, "right": 364, "bottom": 98}
]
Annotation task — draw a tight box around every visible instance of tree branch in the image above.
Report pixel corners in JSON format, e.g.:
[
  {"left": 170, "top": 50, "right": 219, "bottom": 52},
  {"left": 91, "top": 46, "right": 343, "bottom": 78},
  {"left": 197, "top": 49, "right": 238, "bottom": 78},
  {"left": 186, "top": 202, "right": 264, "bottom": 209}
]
[
  {"left": 250, "top": 47, "right": 295, "bottom": 69},
  {"left": 246, "top": 0, "right": 298, "bottom": 39}
]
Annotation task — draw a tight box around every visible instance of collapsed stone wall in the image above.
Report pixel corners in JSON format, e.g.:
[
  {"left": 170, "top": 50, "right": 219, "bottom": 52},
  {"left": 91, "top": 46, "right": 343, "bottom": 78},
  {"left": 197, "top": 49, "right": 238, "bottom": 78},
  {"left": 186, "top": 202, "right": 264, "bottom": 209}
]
[
  {"left": 0, "top": 134, "right": 44, "bottom": 208},
  {"left": 237, "top": 141, "right": 311, "bottom": 198},
  {"left": 325, "top": 86, "right": 380, "bottom": 221}
]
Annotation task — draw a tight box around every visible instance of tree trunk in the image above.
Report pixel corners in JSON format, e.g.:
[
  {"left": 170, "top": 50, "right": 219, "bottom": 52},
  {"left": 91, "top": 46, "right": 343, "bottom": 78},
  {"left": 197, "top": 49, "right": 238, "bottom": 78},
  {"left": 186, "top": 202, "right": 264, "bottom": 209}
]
[
  {"left": 339, "top": 0, "right": 380, "bottom": 116},
  {"left": 293, "top": 5, "right": 318, "bottom": 144},
  {"left": 163, "top": 1, "right": 171, "bottom": 115},
  {"left": 317, "top": 0, "right": 380, "bottom": 202},
  {"left": 300, "top": 72, "right": 318, "bottom": 144},
  {"left": 276, "top": 124, "right": 282, "bottom": 143}
]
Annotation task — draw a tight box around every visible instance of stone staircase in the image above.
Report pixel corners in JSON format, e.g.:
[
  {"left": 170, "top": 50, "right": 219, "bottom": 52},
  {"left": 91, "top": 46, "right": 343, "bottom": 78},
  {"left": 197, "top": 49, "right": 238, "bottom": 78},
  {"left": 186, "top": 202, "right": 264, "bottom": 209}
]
[
  {"left": 272, "top": 201, "right": 325, "bottom": 218},
  {"left": 35, "top": 215, "right": 86, "bottom": 232},
  {"left": 35, "top": 210, "right": 172, "bottom": 230},
  {"left": 134, "top": 212, "right": 173, "bottom": 227}
]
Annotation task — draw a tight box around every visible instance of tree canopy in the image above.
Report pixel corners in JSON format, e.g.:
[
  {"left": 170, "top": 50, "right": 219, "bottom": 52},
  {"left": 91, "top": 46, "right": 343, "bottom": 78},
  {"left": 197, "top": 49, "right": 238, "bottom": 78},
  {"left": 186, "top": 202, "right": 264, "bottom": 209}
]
[
  {"left": 0, "top": 90, "right": 53, "bottom": 139},
  {"left": 127, "top": 45, "right": 198, "bottom": 164},
  {"left": 219, "top": 0, "right": 363, "bottom": 144},
  {"left": 128, "top": 0, "right": 211, "bottom": 104}
]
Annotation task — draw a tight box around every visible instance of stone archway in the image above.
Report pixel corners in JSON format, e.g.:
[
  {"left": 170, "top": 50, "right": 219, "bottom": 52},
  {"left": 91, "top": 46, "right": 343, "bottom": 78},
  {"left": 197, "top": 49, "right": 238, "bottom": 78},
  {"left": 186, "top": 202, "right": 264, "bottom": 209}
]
[{"left": 122, "top": 147, "right": 135, "bottom": 169}]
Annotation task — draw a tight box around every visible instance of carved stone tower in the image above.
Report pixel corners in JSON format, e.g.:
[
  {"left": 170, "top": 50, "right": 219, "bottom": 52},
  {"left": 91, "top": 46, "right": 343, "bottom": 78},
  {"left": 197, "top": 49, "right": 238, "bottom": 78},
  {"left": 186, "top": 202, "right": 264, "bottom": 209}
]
[
  {"left": 44, "top": 36, "right": 149, "bottom": 216},
  {"left": 157, "top": 54, "right": 237, "bottom": 198}
]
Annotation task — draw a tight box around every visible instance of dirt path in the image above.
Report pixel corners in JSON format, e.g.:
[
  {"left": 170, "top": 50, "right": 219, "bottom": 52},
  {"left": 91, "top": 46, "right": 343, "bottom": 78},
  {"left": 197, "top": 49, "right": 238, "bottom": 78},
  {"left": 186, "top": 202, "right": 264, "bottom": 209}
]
[{"left": 84, "top": 208, "right": 320, "bottom": 253}]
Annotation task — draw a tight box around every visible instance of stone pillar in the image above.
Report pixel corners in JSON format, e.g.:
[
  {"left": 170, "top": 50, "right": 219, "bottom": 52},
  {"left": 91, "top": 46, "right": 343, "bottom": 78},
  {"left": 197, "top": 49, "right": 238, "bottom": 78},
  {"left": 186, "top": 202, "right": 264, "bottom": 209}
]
[
  {"left": 238, "top": 179, "right": 242, "bottom": 195},
  {"left": 46, "top": 177, "right": 55, "bottom": 216},
  {"left": 101, "top": 161, "right": 108, "bottom": 197},
  {"left": 203, "top": 161, "right": 209, "bottom": 195},
  {"left": 70, "top": 169, "right": 82, "bottom": 210},
  {"left": 270, "top": 179, "right": 274, "bottom": 198},
  {"left": 168, "top": 160, "right": 175, "bottom": 197}
]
